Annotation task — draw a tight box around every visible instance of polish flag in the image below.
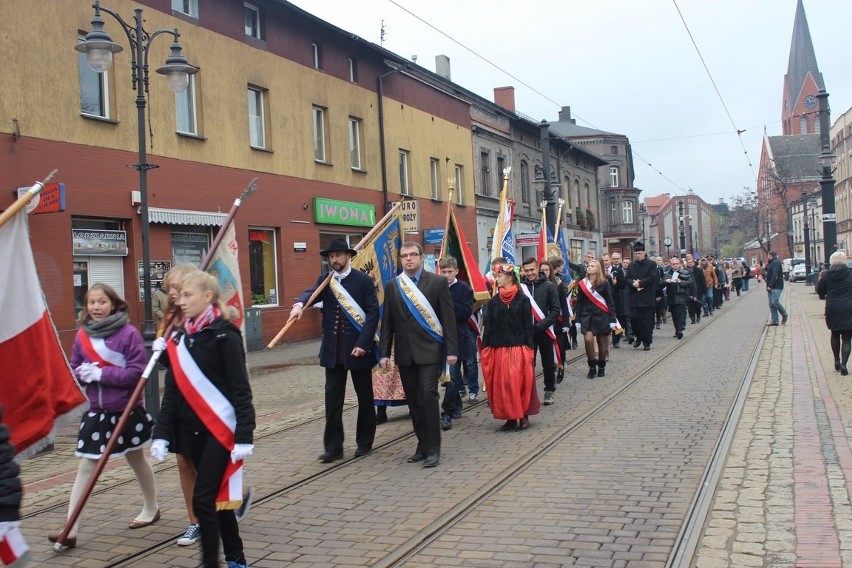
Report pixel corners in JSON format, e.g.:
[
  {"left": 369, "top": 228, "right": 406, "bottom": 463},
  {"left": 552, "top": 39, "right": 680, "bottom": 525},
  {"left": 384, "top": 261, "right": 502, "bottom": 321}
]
[
  {"left": 0, "top": 522, "right": 29, "bottom": 566},
  {"left": 0, "top": 212, "right": 86, "bottom": 458}
]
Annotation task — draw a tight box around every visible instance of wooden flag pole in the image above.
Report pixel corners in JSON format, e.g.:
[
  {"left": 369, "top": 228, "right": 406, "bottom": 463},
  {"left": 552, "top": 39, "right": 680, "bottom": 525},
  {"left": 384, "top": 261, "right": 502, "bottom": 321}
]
[
  {"left": 554, "top": 198, "right": 565, "bottom": 239},
  {"left": 0, "top": 169, "right": 57, "bottom": 229},
  {"left": 54, "top": 178, "right": 258, "bottom": 551},
  {"left": 440, "top": 178, "right": 455, "bottom": 258},
  {"left": 266, "top": 200, "right": 404, "bottom": 349}
]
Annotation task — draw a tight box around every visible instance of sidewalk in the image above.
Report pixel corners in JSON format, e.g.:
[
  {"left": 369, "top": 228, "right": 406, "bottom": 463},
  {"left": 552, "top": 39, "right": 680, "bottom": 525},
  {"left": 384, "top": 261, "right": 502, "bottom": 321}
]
[{"left": 693, "top": 283, "right": 852, "bottom": 567}]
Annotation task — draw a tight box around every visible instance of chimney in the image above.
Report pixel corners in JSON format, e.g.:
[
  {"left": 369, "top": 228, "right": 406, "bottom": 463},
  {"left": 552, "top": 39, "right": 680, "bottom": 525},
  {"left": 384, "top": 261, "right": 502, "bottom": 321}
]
[
  {"left": 494, "top": 86, "right": 515, "bottom": 112},
  {"left": 558, "top": 106, "right": 576, "bottom": 124},
  {"left": 435, "top": 55, "right": 451, "bottom": 80}
]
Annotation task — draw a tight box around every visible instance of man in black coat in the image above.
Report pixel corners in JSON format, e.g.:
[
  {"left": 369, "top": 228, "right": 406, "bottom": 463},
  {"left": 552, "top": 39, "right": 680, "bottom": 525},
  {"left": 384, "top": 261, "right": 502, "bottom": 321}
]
[
  {"left": 663, "top": 256, "right": 696, "bottom": 339},
  {"left": 765, "top": 250, "right": 788, "bottom": 326},
  {"left": 379, "top": 242, "right": 458, "bottom": 468},
  {"left": 289, "top": 238, "right": 380, "bottom": 462},
  {"left": 609, "top": 251, "right": 631, "bottom": 346},
  {"left": 685, "top": 253, "right": 707, "bottom": 324},
  {"left": 521, "top": 257, "right": 561, "bottom": 405},
  {"left": 625, "top": 242, "right": 659, "bottom": 350},
  {"left": 438, "top": 256, "right": 477, "bottom": 429}
]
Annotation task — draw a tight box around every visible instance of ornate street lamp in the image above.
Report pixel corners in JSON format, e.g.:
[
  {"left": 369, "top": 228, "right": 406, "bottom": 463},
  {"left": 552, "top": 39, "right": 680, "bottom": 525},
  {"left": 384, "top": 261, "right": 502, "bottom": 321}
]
[
  {"left": 75, "top": 1, "right": 197, "bottom": 416},
  {"left": 802, "top": 190, "right": 813, "bottom": 285},
  {"left": 817, "top": 90, "right": 837, "bottom": 266}
]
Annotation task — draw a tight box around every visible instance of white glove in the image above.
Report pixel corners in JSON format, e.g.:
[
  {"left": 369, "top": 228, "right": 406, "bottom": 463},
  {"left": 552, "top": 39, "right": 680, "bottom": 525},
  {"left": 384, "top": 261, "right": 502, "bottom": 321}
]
[
  {"left": 150, "top": 439, "right": 169, "bottom": 462},
  {"left": 79, "top": 363, "right": 102, "bottom": 383},
  {"left": 231, "top": 443, "right": 254, "bottom": 463},
  {"left": 152, "top": 337, "right": 167, "bottom": 352}
]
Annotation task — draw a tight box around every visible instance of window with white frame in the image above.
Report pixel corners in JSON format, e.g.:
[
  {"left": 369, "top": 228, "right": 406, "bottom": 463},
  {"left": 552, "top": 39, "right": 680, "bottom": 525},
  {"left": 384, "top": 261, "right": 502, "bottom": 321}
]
[
  {"left": 312, "top": 42, "right": 323, "bottom": 69},
  {"left": 313, "top": 106, "right": 327, "bottom": 162},
  {"left": 78, "top": 37, "right": 109, "bottom": 118},
  {"left": 247, "top": 87, "right": 267, "bottom": 148},
  {"left": 610, "top": 166, "right": 619, "bottom": 187},
  {"left": 430, "top": 158, "right": 440, "bottom": 200},
  {"left": 399, "top": 150, "right": 411, "bottom": 196},
  {"left": 244, "top": 3, "right": 261, "bottom": 39},
  {"left": 622, "top": 201, "right": 634, "bottom": 224},
  {"left": 348, "top": 117, "right": 362, "bottom": 170},
  {"left": 348, "top": 57, "right": 358, "bottom": 83},
  {"left": 175, "top": 74, "right": 198, "bottom": 135},
  {"left": 172, "top": 0, "right": 198, "bottom": 17},
  {"left": 248, "top": 228, "right": 278, "bottom": 306},
  {"left": 455, "top": 165, "right": 464, "bottom": 205}
]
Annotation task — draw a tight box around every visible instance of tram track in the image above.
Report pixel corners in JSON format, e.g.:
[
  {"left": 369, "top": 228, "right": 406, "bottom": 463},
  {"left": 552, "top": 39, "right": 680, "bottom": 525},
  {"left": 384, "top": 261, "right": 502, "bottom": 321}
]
[{"left": 34, "top": 302, "right": 756, "bottom": 567}]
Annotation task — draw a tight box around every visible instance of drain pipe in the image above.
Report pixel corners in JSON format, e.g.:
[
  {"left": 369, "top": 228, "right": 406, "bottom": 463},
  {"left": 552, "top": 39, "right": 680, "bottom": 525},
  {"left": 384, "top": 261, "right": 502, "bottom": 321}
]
[{"left": 377, "top": 63, "right": 407, "bottom": 214}]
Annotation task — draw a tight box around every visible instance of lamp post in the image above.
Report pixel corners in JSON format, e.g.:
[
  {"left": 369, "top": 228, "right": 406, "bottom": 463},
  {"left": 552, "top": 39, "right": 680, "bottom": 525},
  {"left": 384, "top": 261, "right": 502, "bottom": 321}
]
[
  {"left": 678, "top": 200, "right": 686, "bottom": 256},
  {"left": 538, "top": 121, "right": 558, "bottom": 236},
  {"left": 76, "top": 0, "right": 196, "bottom": 417},
  {"left": 817, "top": 90, "right": 837, "bottom": 266},
  {"left": 803, "top": 191, "right": 813, "bottom": 285}
]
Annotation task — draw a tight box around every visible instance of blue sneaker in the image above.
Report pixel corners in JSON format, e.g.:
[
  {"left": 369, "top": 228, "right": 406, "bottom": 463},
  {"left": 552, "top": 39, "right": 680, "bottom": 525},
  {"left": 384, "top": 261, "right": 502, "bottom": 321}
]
[
  {"left": 227, "top": 560, "right": 249, "bottom": 568},
  {"left": 235, "top": 486, "right": 255, "bottom": 523}
]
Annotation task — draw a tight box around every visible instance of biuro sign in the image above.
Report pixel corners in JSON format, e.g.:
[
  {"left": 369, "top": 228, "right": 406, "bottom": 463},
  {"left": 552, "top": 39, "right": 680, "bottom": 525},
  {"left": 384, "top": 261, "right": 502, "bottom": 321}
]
[
  {"left": 313, "top": 197, "right": 376, "bottom": 227},
  {"left": 399, "top": 199, "right": 418, "bottom": 233}
]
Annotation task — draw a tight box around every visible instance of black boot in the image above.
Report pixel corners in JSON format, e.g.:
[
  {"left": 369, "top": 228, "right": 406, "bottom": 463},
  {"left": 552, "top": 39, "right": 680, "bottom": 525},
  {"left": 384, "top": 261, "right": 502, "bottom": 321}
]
[
  {"left": 835, "top": 358, "right": 842, "bottom": 371},
  {"left": 587, "top": 360, "right": 597, "bottom": 379},
  {"left": 376, "top": 405, "right": 387, "bottom": 425},
  {"left": 597, "top": 360, "right": 606, "bottom": 377}
]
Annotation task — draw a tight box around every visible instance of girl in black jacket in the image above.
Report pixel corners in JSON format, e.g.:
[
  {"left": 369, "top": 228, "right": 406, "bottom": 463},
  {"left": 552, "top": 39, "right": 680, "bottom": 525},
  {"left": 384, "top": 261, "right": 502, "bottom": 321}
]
[
  {"left": 152, "top": 271, "right": 255, "bottom": 568},
  {"left": 574, "top": 259, "right": 617, "bottom": 378}
]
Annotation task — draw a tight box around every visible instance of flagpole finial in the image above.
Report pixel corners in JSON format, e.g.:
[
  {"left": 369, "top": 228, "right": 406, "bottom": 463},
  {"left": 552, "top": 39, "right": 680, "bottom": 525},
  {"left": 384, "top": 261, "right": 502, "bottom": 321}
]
[{"left": 502, "top": 166, "right": 512, "bottom": 178}]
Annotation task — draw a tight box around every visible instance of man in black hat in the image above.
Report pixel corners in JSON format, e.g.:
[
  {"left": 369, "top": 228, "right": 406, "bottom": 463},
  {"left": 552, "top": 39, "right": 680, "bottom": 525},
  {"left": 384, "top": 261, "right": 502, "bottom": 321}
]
[
  {"left": 288, "top": 238, "right": 380, "bottom": 462},
  {"left": 625, "top": 241, "right": 660, "bottom": 350}
]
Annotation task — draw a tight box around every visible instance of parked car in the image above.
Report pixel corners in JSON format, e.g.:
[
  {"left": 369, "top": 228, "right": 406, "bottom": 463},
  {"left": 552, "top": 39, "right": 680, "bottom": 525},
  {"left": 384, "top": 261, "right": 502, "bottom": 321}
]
[
  {"left": 782, "top": 258, "right": 805, "bottom": 280},
  {"left": 789, "top": 264, "right": 807, "bottom": 282}
]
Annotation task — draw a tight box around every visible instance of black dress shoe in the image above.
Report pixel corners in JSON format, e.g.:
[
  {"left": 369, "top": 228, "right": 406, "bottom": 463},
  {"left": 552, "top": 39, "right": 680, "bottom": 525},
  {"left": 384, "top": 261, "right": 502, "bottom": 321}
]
[
  {"left": 407, "top": 453, "right": 426, "bottom": 463},
  {"left": 422, "top": 454, "right": 439, "bottom": 468},
  {"left": 354, "top": 446, "right": 372, "bottom": 457},
  {"left": 318, "top": 451, "right": 343, "bottom": 463},
  {"left": 643, "top": 345, "right": 651, "bottom": 351},
  {"left": 676, "top": 332, "right": 683, "bottom": 339}
]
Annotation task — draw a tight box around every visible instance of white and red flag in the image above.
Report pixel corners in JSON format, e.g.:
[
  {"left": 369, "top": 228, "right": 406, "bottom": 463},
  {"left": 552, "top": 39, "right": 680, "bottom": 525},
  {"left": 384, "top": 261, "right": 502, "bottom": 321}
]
[
  {"left": 0, "top": 521, "right": 29, "bottom": 566},
  {"left": 0, "top": 212, "right": 86, "bottom": 457}
]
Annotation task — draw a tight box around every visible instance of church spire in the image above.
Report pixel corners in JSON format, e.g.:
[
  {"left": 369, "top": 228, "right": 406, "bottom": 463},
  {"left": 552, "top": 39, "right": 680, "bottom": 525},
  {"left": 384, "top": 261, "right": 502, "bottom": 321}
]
[{"left": 782, "top": 0, "right": 825, "bottom": 135}]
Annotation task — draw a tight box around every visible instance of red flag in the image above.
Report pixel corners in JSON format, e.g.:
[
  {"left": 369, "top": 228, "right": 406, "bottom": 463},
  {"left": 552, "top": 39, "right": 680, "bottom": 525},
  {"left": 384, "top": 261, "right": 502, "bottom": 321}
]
[
  {"left": 442, "top": 208, "right": 490, "bottom": 308},
  {"left": 0, "top": 212, "right": 85, "bottom": 457}
]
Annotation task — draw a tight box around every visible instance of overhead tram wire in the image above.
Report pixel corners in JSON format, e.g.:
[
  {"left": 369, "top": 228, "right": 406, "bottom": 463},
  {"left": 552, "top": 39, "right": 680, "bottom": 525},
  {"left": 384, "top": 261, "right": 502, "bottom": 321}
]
[
  {"left": 384, "top": 0, "right": 690, "bottom": 194},
  {"left": 672, "top": 0, "right": 757, "bottom": 181}
]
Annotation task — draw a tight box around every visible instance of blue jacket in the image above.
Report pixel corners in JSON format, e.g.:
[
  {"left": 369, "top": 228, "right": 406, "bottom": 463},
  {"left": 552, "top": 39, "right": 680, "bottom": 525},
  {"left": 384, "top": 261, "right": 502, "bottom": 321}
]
[{"left": 297, "top": 268, "right": 379, "bottom": 370}]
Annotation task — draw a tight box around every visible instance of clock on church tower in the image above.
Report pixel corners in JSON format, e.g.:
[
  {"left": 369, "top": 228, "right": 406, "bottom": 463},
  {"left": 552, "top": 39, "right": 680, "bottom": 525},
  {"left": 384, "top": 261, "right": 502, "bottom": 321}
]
[{"left": 804, "top": 95, "right": 817, "bottom": 109}]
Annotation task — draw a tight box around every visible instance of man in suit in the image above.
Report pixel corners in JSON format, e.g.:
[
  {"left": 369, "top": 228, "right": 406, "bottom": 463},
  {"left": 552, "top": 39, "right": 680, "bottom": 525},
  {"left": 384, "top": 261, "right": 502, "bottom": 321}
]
[
  {"left": 379, "top": 242, "right": 458, "bottom": 468},
  {"left": 625, "top": 242, "right": 659, "bottom": 350},
  {"left": 289, "top": 238, "right": 379, "bottom": 462}
]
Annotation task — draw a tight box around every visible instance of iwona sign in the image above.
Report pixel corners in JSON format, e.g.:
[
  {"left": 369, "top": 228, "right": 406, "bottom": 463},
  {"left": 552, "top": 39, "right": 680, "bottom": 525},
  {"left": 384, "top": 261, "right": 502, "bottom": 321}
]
[{"left": 313, "top": 198, "right": 376, "bottom": 227}]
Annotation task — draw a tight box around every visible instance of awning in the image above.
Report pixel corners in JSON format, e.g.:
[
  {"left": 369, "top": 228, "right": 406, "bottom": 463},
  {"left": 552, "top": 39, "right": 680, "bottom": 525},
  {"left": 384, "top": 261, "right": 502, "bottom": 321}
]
[{"left": 140, "top": 207, "right": 227, "bottom": 226}]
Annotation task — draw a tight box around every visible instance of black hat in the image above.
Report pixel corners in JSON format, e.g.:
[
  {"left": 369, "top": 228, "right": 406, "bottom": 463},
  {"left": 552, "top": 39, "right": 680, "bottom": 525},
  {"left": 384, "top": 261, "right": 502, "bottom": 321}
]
[
  {"left": 320, "top": 238, "right": 357, "bottom": 257},
  {"left": 633, "top": 241, "right": 645, "bottom": 251}
]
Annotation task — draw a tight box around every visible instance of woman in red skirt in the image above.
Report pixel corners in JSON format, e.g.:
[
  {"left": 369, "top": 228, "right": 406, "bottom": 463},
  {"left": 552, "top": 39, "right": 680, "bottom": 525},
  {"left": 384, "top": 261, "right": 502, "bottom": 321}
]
[{"left": 480, "top": 261, "right": 539, "bottom": 431}]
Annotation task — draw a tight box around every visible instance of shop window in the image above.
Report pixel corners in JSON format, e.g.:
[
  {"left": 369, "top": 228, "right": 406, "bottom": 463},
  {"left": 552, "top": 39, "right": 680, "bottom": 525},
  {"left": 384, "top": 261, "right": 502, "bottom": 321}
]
[{"left": 248, "top": 228, "right": 278, "bottom": 306}]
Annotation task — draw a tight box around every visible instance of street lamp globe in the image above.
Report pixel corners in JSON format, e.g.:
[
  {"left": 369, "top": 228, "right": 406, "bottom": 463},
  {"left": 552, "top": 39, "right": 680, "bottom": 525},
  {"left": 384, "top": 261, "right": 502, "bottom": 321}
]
[
  {"left": 74, "top": 12, "right": 123, "bottom": 72},
  {"left": 156, "top": 39, "right": 197, "bottom": 93}
]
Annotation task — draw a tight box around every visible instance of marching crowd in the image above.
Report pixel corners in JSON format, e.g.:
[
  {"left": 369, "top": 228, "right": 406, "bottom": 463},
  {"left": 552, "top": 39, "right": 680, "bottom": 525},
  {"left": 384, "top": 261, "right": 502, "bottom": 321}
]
[{"left": 46, "top": 240, "right": 763, "bottom": 567}]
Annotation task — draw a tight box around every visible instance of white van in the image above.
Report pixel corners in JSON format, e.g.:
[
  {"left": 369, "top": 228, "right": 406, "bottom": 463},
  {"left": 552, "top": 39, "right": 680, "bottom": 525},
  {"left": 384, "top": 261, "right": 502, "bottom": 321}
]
[{"left": 782, "top": 258, "right": 805, "bottom": 280}]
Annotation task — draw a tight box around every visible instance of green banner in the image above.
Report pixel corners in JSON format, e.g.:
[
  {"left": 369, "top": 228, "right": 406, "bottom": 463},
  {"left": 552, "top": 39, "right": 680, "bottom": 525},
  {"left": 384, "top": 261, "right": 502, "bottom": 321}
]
[{"left": 313, "top": 198, "right": 376, "bottom": 227}]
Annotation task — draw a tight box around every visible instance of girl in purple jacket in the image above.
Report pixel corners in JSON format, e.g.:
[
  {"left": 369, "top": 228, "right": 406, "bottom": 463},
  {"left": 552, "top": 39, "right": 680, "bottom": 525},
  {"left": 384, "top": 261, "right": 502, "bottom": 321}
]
[{"left": 48, "top": 284, "right": 159, "bottom": 548}]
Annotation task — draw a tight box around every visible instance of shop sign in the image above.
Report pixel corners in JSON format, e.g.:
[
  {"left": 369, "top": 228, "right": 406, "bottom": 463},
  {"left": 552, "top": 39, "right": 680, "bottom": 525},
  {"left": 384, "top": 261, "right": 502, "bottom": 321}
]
[
  {"left": 400, "top": 199, "right": 418, "bottom": 233},
  {"left": 172, "top": 232, "right": 209, "bottom": 265},
  {"left": 18, "top": 182, "right": 66, "bottom": 214},
  {"left": 516, "top": 232, "right": 539, "bottom": 246},
  {"left": 314, "top": 198, "right": 376, "bottom": 227},
  {"left": 423, "top": 228, "right": 445, "bottom": 244},
  {"left": 294, "top": 242, "right": 307, "bottom": 252},
  {"left": 572, "top": 230, "right": 594, "bottom": 239},
  {"left": 72, "top": 229, "right": 128, "bottom": 256}
]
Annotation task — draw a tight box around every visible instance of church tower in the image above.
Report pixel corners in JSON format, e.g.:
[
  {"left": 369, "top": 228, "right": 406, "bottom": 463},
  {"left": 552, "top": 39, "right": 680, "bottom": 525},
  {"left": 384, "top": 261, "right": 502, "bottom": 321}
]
[{"left": 782, "top": 0, "right": 825, "bottom": 135}]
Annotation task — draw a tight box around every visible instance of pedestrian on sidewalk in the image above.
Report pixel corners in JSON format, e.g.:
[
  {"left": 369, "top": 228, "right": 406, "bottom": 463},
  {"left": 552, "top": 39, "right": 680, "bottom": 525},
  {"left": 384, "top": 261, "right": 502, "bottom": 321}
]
[
  {"left": 817, "top": 251, "right": 852, "bottom": 375},
  {"left": 152, "top": 271, "right": 255, "bottom": 568},
  {"left": 49, "top": 284, "right": 159, "bottom": 550},
  {"left": 520, "top": 258, "right": 561, "bottom": 405},
  {"left": 574, "top": 259, "right": 618, "bottom": 378},
  {"left": 481, "top": 261, "right": 538, "bottom": 430},
  {"left": 438, "top": 256, "right": 477, "bottom": 430},
  {"left": 289, "top": 238, "right": 379, "bottom": 462},
  {"left": 379, "top": 242, "right": 458, "bottom": 469},
  {"left": 765, "top": 251, "right": 789, "bottom": 327}
]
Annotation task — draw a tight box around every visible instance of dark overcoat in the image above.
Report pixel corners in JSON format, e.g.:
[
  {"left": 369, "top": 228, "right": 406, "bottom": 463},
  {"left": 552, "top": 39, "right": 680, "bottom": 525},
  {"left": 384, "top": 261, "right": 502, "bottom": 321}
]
[{"left": 817, "top": 266, "right": 852, "bottom": 331}]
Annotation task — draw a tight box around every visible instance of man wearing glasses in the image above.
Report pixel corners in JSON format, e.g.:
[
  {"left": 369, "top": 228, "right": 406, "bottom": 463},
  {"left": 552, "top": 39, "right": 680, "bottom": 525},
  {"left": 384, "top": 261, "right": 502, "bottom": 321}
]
[{"left": 379, "top": 242, "right": 457, "bottom": 468}]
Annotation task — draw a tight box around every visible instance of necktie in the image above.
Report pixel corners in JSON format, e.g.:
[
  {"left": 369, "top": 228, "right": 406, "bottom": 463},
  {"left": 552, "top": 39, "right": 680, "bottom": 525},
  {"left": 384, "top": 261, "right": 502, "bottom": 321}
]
[{"left": 411, "top": 276, "right": 417, "bottom": 284}]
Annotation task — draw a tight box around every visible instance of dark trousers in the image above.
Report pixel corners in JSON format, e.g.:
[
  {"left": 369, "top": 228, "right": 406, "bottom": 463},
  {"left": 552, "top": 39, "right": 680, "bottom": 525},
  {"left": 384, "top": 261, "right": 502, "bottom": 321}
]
[
  {"left": 188, "top": 434, "right": 243, "bottom": 568},
  {"left": 630, "top": 307, "right": 655, "bottom": 346},
  {"left": 399, "top": 363, "right": 442, "bottom": 456},
  {"left": 441, "top": 382, "right": 462, "bottom": 418},
  {"left": 688, "top": 298, "right": 701, "bottom": 321},
  {"left": 533, "top": 332, "right": 557, "bottom": 391},
  {"left": 669, "top": 303, "right": 687, "bottom": 333},
  {"left": 713, "top": 287, "right": 723, "bottom": 309},
  {"left": 324, "top": 365, "right": 375, "bottom": 453},
  {"left": 733, "top": 278, "right": 742, "bottom": 296}
]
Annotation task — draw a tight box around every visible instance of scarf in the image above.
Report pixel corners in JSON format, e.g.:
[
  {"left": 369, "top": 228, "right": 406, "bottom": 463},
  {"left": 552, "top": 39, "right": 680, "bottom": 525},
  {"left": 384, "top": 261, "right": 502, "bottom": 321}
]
[
  {"left": 498, "top": 284, "right": 519, "bottom": 306},
  {"left": 81, "top": 311, "right": 129, "bottom": 338},
  {"left": 184, "top": 305, "right": 221, "bottom": 336}
]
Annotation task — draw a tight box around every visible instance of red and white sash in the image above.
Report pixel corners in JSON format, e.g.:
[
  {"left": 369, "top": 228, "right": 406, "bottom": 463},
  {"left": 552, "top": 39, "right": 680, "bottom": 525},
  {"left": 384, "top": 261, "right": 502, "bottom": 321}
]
[
  {"left": 579, "top": 278, "right": 623, "bottom": 333},
  {"left": 520, "top": 283, "right": 563, "bottom": 366},
  {"left": 167, "top": 336, "right": 244, "bottom": 511},
  {"left": 77, "top": 330, "right": 126, "bottom": 369}
]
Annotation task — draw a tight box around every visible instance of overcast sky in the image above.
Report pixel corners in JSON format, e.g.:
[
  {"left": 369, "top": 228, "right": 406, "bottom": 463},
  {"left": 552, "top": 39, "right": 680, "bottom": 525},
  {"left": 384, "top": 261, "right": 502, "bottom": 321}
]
[{"left": 291, "top": 0, "right": 851, "bottom": 206}]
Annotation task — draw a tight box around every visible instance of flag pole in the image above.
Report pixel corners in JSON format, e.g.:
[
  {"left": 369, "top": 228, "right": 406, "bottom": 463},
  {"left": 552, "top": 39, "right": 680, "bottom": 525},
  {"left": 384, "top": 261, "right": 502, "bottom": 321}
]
[
  {"left": 490, "top": 168, "right": 511, "bottom": 263},
  {"left": 53, "top": 178, "right": 259, "bottom": 551},
  {"left": 266, "top": 200, "right": 404, "bottom": 349},
  {"left": 554, "top": 198, "right": 565, "bottom": 240},
  {"left": 0, "top": 170, "right": 57, "bottom": 229},
  {"left": 440, "top": 178, "right": 455, "bottom": 258}
]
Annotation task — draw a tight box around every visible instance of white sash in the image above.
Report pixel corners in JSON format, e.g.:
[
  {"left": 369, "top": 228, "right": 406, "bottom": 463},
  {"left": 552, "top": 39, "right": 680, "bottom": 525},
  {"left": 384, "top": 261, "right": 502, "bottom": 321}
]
[{"left": 328, "top": 276, "right": 367, "bottom": 328}]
